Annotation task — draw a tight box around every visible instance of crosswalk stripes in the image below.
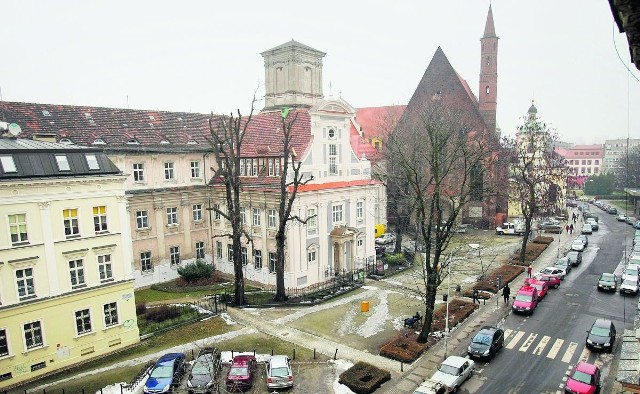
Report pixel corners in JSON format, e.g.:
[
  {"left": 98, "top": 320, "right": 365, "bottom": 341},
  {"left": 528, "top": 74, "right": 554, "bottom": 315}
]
[
  {"left": 546, "top": 338, "right": 564, "bottom": 359},
  {"left": 506, "top": 331, "right": 525, "bottom": 349},
  {"left": 518, "top": 333, "right": 538, "bottom": 352},
  {"left": 577, "top": 347, "right": 590, "bottom": 363},
  {"left": 561, "top": 342, "right": 578, "bottom": 363},
  {"left": 501, "top": 329, "right": 589, "bottom": 364},
  {"left": 532, "top": 335, "right": 551, "bottom": 355}
]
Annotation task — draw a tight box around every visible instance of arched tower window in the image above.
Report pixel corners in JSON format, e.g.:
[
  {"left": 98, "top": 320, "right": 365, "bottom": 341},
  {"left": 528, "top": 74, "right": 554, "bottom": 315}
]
[
  {"left": 486, "top": 56, "right": 490, "bottom": 66},
  {"left": 485, "top": 86, "right": 490, "bottom": 94}
]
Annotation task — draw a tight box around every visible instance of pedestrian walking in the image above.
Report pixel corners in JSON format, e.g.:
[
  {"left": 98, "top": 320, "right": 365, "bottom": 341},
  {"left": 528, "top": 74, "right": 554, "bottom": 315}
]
[
  {"left": 503, "top": 284, "right": 511, "bottom": 304},
  {"left": 472, "top": 288, "right": 480, "bottom": 305},
  {"left": 565, "top": 224, "right": 570, "bottom": 233},
  {"left": 569, "top": 223, "right": 574, "bottom": 234},
  {"left": 527, "top": 266, "right": 532, "bottom": 278}
]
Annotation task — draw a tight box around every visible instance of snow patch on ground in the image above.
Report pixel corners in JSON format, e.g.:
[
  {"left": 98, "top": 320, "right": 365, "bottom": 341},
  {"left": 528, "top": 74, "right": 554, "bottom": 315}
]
[
  {"left": 219, "top": 312, "right": 236, "bottom": 325},
  {"left": 357, "top": 291, "right": 391, "bottom": 338},
  {"left": 336, "top": 304, "right": 359, "bottom": 336},
  {"left": 328, "top": 359, "right": 356, "bottom": 394}
]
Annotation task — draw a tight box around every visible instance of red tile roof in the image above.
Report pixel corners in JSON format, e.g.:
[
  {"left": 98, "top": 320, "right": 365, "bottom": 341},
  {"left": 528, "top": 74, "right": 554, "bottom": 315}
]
[
  {"left": 354, "top": 105, "right": 406, "bottom": 140},
  {"left": 293, "top": 179, "right": 381, "bottom": 192},
  {"left": 350, "top": 122, "right": 381, "bottom": 162}
]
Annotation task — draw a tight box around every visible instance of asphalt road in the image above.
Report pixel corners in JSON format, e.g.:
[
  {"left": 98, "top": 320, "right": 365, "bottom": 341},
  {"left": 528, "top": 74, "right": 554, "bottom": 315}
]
[{"left": 467, "top": 209, "right": 638, "bottom": 394}]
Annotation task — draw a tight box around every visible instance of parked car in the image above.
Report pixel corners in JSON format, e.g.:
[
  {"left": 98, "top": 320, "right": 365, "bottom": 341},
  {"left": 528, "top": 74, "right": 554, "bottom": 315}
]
[
  {"left": 144, "top": 353, "right": 186, "bottom": 394},
  {"left": 565, "top": 361, "right": 601, "bottom": 394},
  {"left": 607, "top": 206, "right": 618, "bottom": 214},
  {"left": 187, "top": 347, "right": 221, "bottom": 394},
  {"left": 622, "top": 266, "right": 639, "bottom": 283},
  {"left": 634, "top": 221, "right": 640, "bottom": 229},
  {"left": 597, "top": 273, "right": 618, "bottom": 292},
  {"left": 626, "top": 216, "right": 638, "bottom": 225},
  {"left": 586, "top": 218, "right": 599, "bottom": 231},
  {"left": 566, "top": 251, "right": 583, "bottom": 267},
  {"left": 581, "top": 224, "right": 593, "bottom": 235},
  {"left": 620, "top": 279, "right": 639, "bottom": 295},
  {"left": 571, "top": 239, "right": 585, "bottom": 252},
  {"left": 524, "top": 278, "right": 549, "bottom": 300},
  {"left": 467, "top": 326, "right": 504, "bottom": 360},
  {"left": 554, "top": 257, "right": 572, "bottom": 274},
  {"left": 226, "top": 355, "right": 257, "bottom": 391},
  {"left": 430, "top": 356, "right": 475, "bottom": 392},
  {"left": 617, "top": 213, "right": 628, "bottom": 222},
  {"left": 577, "top": 234, "right": 589, "bottom": 246},
  {"left": 539, "top": 266, "right": 566, "bottom": 280},
  {"left": 584, "top": 212, "right": 599, "bottom": 222},
  {"left": 512, "top": 285, "right": 538, "bottom": 314},
  {"left": 375, "top": 233, "right": 396, "bottom": 245},
  {"left": 535, "top": 274, "right": 561, "bottom": 289},
  {"left": 412, "top": 379, "right": 447, "bottom": 394},
  {"left": 585, "top": 318, "right": 616, "bottom": 352},
  {"left": 266, "top": 355, "right": 294, "bottom": 389}
]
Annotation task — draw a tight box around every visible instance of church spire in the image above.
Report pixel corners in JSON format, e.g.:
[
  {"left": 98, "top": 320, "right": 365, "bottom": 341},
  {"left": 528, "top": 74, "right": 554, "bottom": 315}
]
[{"left": 479, "top": 5, "right": 499, "bottom": 134}]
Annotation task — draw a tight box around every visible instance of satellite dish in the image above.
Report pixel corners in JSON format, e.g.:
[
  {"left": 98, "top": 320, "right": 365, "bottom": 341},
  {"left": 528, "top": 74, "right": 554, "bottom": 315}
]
[{"left": 7, "top": 123, "right": 21, "bottom": 137}]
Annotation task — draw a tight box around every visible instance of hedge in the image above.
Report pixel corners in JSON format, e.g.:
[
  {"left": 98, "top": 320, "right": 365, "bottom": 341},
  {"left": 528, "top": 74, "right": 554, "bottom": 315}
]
[{"left": 339, "top": 362, "right": 391, "bottom": 394}]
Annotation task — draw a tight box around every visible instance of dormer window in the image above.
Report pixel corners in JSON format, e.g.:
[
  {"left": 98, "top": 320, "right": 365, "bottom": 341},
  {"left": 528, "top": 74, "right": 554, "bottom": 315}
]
[
  {"left": 186, "top": 140, "right": 198, "bottom": 145},
  {"left": 85, "top": 154, "right": 100, "bottom": 170},
  {"left": 92, "top": 138, "right": 106, "bottom": 145},
  {"left": 42, "top": 110, "right": 51, "bottom": 117},
  {"left": 0, "top": 155, "right": 17, "bottom": 173},
  {"left": 55, "top": 155, "right": 70, "bottom": 171},
  {"left": 160, "top": 139, "right": 171, "bottom": 144},
  {"left": 328, "top": 129, "right": 336, "bottom": 140},
  {"left": 127, "top": 139, "right": 139, "bottom": 145},
  {"left": 59, "top": 139, "right": 73, "bottom": 145}
]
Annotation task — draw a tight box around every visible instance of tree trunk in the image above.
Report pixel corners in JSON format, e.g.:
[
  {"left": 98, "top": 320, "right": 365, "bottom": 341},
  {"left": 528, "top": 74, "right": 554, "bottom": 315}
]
[
  {"left": 274, "top": 228, "right": 287, "bottom": 301},
  {"left": 418, "top": 268, "right": 438, "bottom": 343}
]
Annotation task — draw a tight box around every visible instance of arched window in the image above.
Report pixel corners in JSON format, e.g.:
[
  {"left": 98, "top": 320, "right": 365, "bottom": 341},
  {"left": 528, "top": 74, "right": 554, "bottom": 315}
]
[{"left": 485, "top": 86, "right": 490, "bottom": 94}]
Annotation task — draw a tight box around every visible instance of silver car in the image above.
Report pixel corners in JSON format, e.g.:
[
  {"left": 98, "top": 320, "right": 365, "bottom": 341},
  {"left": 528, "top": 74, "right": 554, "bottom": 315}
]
[{"left": 266, "top": 355, "right": 293, "bottom": 389}]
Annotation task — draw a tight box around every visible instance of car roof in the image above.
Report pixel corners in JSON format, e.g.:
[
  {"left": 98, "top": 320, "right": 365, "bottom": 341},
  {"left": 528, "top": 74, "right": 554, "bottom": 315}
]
[
  {"left": 158, "top": 352, "right": 184, "bottom": 363},
  {"left": 478, "top": 326, "right": 499, "bottom": 335},
  {"left": 593, "top": 318, "right": 612, "bottom": 328},
  {"left": 600, "top": 273, "right": 616, "bottom": 279},
  {"left": 231, "top": 354, "right": 256, "bottom": 366},
  {"left": 269, "top": 355, "right": 290, "bottom": 367},
  {"left": 442, "top": 355, "right": 470, "bottom": 368},
  {"left": 518, "top": 285, "right": 536, "bottom": 292},
  {"left": 575, "top": 362, "right": 598, "bottom": 375}
]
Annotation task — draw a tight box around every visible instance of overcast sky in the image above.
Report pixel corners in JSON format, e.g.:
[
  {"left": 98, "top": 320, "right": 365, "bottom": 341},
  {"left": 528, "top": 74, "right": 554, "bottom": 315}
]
[{"left": 1, "top": 1, "right": 638, "bottom": 144}]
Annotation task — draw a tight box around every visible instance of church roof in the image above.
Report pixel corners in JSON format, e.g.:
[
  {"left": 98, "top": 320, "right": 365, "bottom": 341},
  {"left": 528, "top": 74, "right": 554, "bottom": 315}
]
[
  {"left": 354, "top": 105, "right": 406, "bottom": 139},
  {"left": 483, "top": 5, "right": 497, "bottom": 37},
  {"left": 261, "top": 39, "right": 325, "bottom": 55}
]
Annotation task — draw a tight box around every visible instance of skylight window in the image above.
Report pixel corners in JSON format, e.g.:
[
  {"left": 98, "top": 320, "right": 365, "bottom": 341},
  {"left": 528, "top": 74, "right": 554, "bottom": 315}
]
[
  {"left": 149, "top": 115, "right": 155, "bottom": 120},
  {"left": 0, "top": 155, "right": 17, "bottom": 173},
  {"left": 59, "top": 138, "right": 74, "bottom": 145},
  {"left": 186, "top": 140, "right": 198, "bottom": 145},
  {"left": 42, "top": 110, "right": 51, "bottom": 117},
  {"left": 160, "top": 139, "right": 171, "bottom": 144},
  {"left": 84, "top": 113, "right": 92, "bottom": 119},
  {"left": 55, "top": 155, "right": 71, "bottom": 171},
  {"left": 85, "top": 154, "right": 100, "bottom": 170},
  {"left": 92, "top": 138, "right": 106, "bottom": 145},
  {"left": 127, "top": 139, "right": 139, "bottom": 145}
]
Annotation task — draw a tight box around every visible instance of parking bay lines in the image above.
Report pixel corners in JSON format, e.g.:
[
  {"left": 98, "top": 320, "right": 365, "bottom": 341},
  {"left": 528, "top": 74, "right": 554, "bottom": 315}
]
[{"left": 503, "top": 330, "right": 582, "bottom": 363}]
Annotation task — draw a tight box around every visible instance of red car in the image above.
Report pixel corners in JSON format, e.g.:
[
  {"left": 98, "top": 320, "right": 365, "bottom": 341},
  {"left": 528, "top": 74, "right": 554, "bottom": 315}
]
[
  {"left": 226, "top": 355, "right": 257, "bottom": 391},
  {"left": 535, "top": 273, "right": 561, "bottom": 289},
  {"left": 524, "top": 278, "right": 549, "bottom": 300},
  {"left": 565, "top": 361, "right": 600, "bottom": 394}
]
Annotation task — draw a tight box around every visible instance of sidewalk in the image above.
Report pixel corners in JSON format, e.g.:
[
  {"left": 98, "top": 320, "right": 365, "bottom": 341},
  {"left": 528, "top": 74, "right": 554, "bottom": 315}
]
[{"left": 382, "top": 226, "right": 579, "bottom": 393}]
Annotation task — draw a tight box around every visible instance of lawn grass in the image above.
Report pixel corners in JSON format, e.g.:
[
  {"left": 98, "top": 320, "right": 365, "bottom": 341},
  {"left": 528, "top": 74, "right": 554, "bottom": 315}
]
[
  {"left": 135, "top": 287, "right": 223, "bottom": 303},
  {"left": 26, "top": 364, "right": 144, "bottom": 394},
  {"left": 217, "top": 332, "right": 327, "bottom": 361}
]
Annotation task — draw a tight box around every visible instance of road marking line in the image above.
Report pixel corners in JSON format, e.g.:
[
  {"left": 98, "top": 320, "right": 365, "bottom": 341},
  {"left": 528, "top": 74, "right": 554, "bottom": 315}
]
[
  {"left": 547, "top": 338, "right": 565, "bottom": 359},
  {"left": 562, "top": 342, "right": 578, "bottom": 363},
  {"left": 506, "top": 331, "right": 525, "bottom": 349},
  {"left": 533, "top": 335, "right": 551, "bottom": 355},
  {"left": 577, "top": 347, "right": 590, "bottom": 362},
  {"left": 504, "top": 328, "right": 513, "bottom": 339},
  {"left": 518, "top": 333, "right": 538, "bottom": 352}
]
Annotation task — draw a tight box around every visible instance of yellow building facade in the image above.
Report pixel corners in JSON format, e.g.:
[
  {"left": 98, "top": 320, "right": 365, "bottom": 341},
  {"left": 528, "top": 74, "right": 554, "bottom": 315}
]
[{"left": 0, "top": 141, "right": 139, "bottom": 388}]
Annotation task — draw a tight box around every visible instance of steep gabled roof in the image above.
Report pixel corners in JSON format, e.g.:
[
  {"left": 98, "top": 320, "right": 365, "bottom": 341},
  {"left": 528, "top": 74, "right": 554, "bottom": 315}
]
[
  {"left": 483, "top": 4, "right": 497, "bottom": 38},
  {"left": 237, "top": 109, "right": 312, "bottom": 157},
  {"left": 354, "top": 105, "right": 406, "bottom": 140}
]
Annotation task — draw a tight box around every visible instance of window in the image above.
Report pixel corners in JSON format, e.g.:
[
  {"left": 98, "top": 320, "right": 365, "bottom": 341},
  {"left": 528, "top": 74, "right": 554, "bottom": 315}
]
[
  {"left": 23, "top": 321, "right": 43, "bottom": 349},
  {"left": 75, "top": 309, "right": 92, "bottom": 335},
  {"left": 269, "top": 252, "right": 277, "bottom": 273},
  {"left": 356, "top": 201, "right": 364, "bottom": 222},
  {"left": 268, "top": 209, "right": 277, "bottom": 228},
  {"left": 0, "top": 329, "right": 8, "bottom": 357},
  {"left": 193, "top": 204, "right": 203, "bottom": 221},
  {"left": 357, "top": 239, "right": 363, "bottom": 247},
  {"left": 195, "top": 241, "right": 205, "bottom": 259},
  {"left": 216, "top": 241, "right": 223, "bottom": 259},
  {"left": 55, "top": 155, "right": 70, "bottom": 171},
  {"left": 307, "top": 249, "right": 317, "bottom": 264},
  {"left": 98, "top": 254, "right": 113, "bottom": 282},
  {"left": 170, "top": 246, "right": 180, "bottom": 266},
  {"left": 275, "top": 160, "right": 280, "bottom": 176},
  {"left": 240, "top": 159, "right": 246, "bottom": 176},
  {"left": 167, "top": 207, "right": 178, "bottom": 225},
  {"left": 268, "top": 159, "right": 275, "bottom": 176},
  {"left": 241, "top": 247, "right": 248, "bottom": 266},
  {"left": 332, "top": 204, "right": 343, "bottom": 224},
  {"left": 133, "top": 163, "right": 145, "bottom": 182},
  {"left": 307, "top": 208, "right": 317, "bottom": 236},
  {"left": 329, "top": 144, "right": 337, "bottom": 175},
  {"left": 239, "top": 207, "right": 246, "bottom": 225},
  {"left": 485, "top": 86, "right": 490, "bottom": 94},
  {"left": 104, "top": 302, "right": 119, "bottom": 327},
  {"left": 85, "top": 154, "right": 100, "bottom": 170},
  {"left": 328, "top": 129, "right": 336, "bottom": 139},
  {"left": 190, "top": 161, "right": 201, "bottom": 178},
  {"left": 0, "top": 155, "right": 17, "bottom": 173},
  {"left": 214, "top": 203, "right": 221, "bottom": 220},
  {"left": 253, "top": 208, "right": 261, "bottom": 226},
  {"left": 141, "top": 251, "right": 153, "bottom": 272},
  {"left": 63, "top": 209, "right": 79, "bottom": 237},
  {"left": 69, "top": 259, "right": 85, "bottom": 288},
  {"left": 16, "top": 268, "right": 35, "bottom": 299},
  {"left": 227, "top": 244, "right": 233, "bottom": 261},
  {"left": 252, "top": 160, "right": 258, "bottom": 176},
  {"left": 254, "top": 250, "right": 262, "bottom": 269},
  {"left": 93, "top": 206, "right": 108, "bottom": 233},
  {"left": 136, "top": 210, "right": 149, "bottom": 229},
  {"left": 164, "top": 162, "right": 175, "bottom": 180},
  {"left": 595, "top": 160, "right": 599, "bottom": 165},
  {"left": 9, "top": 214, "right": 29, "bottom": 244}
]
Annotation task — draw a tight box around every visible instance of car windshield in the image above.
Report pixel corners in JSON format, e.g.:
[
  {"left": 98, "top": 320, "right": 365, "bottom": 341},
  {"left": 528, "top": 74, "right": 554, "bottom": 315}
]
[
  {"left": 590, "top": 326, "right": 610, "bottom": 337},
  {"left": 270, "top": 367, "right": 290, "bottom": 377},
  {"left": 515, "top": 294, "right": 532, "bottom": 302},
  {"left": 532, "top": 283, "right": 543, "bottom": 291},
  {"left": 150, "top": 365, "right": 174, "bottom": 379},
  {"left": 623, "top": 279, "right": 637, "bottom": 286},
  {"left": 228, "top": 366, "right": 248, "bottom": 376},
  {"left": 625, "top": 268, "right": 638, "bottom": 276},
  {"left": 439, "top": 363, "right": 460, "bottom": 376},
  {"left": 472, "top": 334, "right": 492, "bottom": 345},
  {"left": 192, "top": 361, "right": 213, "bottom": 374},
  {"left": 572, "top": 370, "right": 594, "bottom": 385},
  {"left": 600, "top": 274, "right": 615, "bottom": 283},
  {"left": 572, "top": 241, "right": 582, "bottom": 246}
]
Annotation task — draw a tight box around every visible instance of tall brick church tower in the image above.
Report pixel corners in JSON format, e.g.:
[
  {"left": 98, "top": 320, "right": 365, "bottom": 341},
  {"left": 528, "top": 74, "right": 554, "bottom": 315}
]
[{"left": 479, "top": 5, "right": 498, "bottom": 135}]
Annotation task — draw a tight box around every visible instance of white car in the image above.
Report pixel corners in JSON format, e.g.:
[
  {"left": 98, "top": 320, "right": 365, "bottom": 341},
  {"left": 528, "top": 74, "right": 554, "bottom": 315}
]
[
  {"left": 538, "top": 266, "right": 566, "bottom": 280},
  {"left": 620, "top": 279, "right": 639, "bottom": 295},
  {"left": 622, "top": 266, "right": 639, "bottom": 284},
  {"left": 430, "top": 356, "right": 474, "bottom": 392},
  {"left": 618, "top": 214, "right": 629, "bottom": 222},
  {"left": 581, "top": 224, "right": 593, "bottom": 234},
  {"left": 375, "top": 233, "right": 396, "bottom": 245},
  {"left": 266, "top": 355, "right": 293, "bottom": 389},
  {"left": 586, "top": 218, "right": 599, "bottom": 231},
  {"left": 570, "top": 240, "right": 585, "bottom": 252},
  {"left": 412, "top": 379, "right": 446, "bottom": 394}
]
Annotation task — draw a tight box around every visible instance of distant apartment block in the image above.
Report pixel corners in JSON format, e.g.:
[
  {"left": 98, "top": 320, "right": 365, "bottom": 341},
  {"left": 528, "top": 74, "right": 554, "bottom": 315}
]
[{"left": 603, "top": 138, "right": 640, "bottom": 174}]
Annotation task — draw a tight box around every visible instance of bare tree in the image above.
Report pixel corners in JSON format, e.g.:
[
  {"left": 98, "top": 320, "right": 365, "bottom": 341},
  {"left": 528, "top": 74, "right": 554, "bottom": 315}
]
[
  {"left": 273, "top": 108, "right": 314, "bottom": 301},
  {"left": 384, "top": 100, "right": 498, "bottom": 342},
  {"left": 503, "top": 114, "right": 568, "bottom": 263},
  {"left": 616, "top": 146, "right": 640, "bottom": 189},
  {"left": 208, "top": 100, "right": 257, "bottom": 306}
]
